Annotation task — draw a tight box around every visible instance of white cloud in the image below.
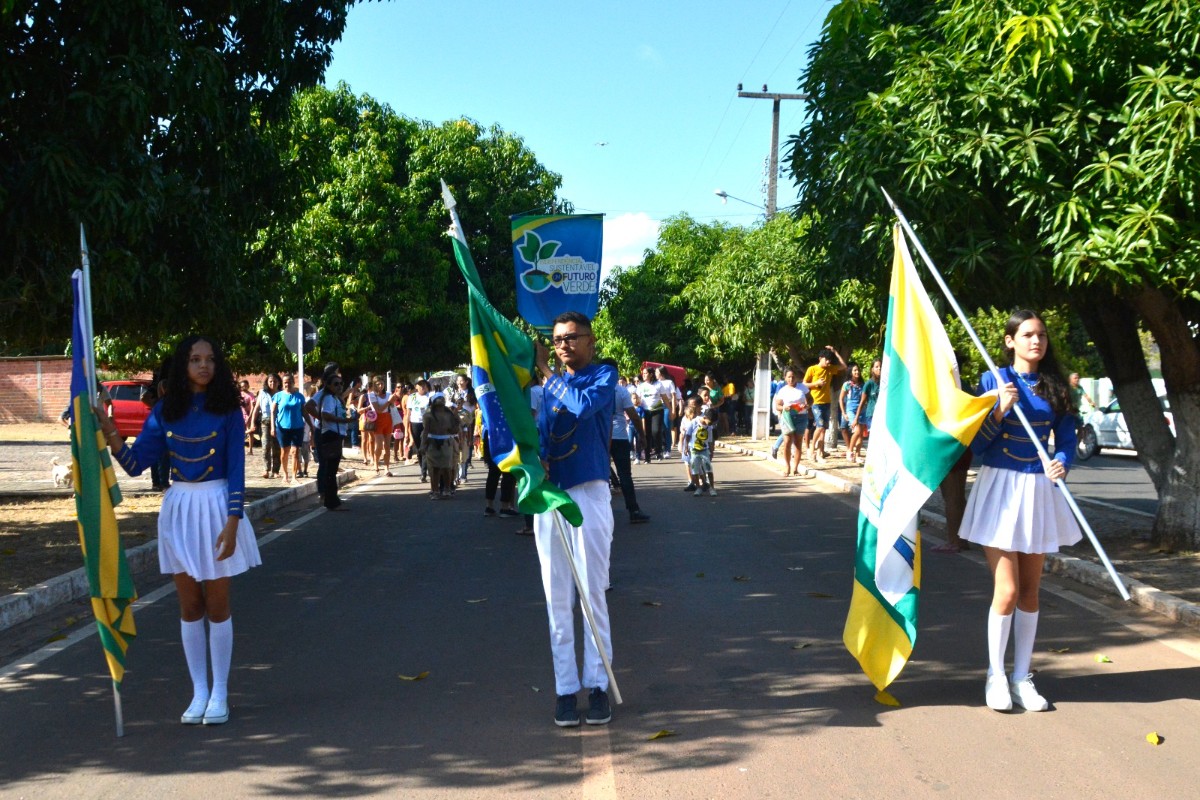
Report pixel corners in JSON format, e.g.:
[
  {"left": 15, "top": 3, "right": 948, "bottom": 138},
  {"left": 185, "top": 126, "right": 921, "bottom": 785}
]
[{"left": 602, "top": 212, "right": 660, "bottom": 285}]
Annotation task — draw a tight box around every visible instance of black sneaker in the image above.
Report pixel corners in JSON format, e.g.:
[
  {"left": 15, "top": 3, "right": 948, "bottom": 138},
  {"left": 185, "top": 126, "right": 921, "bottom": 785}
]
[
  {"left": 555, "top": 694, "right": 581, "bottom": 727},
  {"left": 629, "top": 510, "right": 650, "bottom": 524},
  {"left": 682, "top": 483, "right": 696, "bottom": 492},
  {"left": 586, "top": 688, "right": 611, "bottom": 725}
]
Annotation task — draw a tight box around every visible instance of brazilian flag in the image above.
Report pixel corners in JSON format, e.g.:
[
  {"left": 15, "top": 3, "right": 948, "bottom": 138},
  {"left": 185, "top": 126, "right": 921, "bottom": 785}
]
[
  {"left": 443, "top": 181, "right": 582, "bottom": 525},
  {"left": 69, "top": 270, "right": 137, "bottom": 688}
]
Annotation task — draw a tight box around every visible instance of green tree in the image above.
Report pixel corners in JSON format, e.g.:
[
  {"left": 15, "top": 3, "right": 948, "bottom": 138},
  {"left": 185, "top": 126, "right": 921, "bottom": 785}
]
[
  {"left": 683, "top": 213, "right": 885, "bottom": 369},
  {"left": 789, "top": 0, "right": 1200, "bottom": 549},
  {"left": 594, "top": 215, "right": 733, "bottom": 373},
  {"left": 247, "top": 84, "right": 564, "bottom": 374},
  {"left": 0, "top": 1, "right": 356, "bottom": 355}
]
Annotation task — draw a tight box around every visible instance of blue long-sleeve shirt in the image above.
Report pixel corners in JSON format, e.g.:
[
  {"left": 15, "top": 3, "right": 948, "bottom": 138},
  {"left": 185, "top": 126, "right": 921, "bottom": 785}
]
[
  {"left": 971, "top": 367, "right": 1076, "bottom": 474},
  {"left": 538, "top": 363, "right": 617, "bottom": 490},
  {"left": 113, "top": 392, "right": 248, "bottom": 517}
]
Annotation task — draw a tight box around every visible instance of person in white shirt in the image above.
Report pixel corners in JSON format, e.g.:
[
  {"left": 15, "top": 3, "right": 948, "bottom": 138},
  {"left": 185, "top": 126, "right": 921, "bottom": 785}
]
[
  {"left": 405, "top": 379, "right": 431, "bottom": 481},
  {"left": 636, "top": 367, "right": 666, "bottom": 461},
  {"left": 773, "top": 368, "right": 812, "bottom": 478}
]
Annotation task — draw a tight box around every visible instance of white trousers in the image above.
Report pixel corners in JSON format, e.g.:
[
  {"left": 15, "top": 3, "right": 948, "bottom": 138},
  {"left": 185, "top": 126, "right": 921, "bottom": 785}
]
[{"left": 534, "top": 480, "right": 614, "bottom": 695}]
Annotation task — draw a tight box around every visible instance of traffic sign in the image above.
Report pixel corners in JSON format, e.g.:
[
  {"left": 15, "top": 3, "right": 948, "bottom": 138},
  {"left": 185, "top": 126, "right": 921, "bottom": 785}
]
[{"left": 284, "top": 318, "right": 318, "bottom": 355}]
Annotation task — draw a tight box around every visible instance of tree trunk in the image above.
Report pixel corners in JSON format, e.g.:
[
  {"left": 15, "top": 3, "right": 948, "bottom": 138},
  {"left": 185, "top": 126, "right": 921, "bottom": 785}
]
[
  {"left": 1128, "top": 284, "right": 1200, "bottom": 551},
  {"left": 783, "top": 344, "right": 805, "bottom": 372},
  {"left": 1075, "top": 289, "right": 1169, "bottom": 491},
  {"left": 1079, "top": 286, "right": 1200, "bottom": 550}
]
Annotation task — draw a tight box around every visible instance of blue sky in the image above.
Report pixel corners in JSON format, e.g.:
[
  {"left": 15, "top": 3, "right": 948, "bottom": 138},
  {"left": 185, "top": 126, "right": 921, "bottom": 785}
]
[{"left": 322, "top": 0, "right": 833, "bottom": 280}]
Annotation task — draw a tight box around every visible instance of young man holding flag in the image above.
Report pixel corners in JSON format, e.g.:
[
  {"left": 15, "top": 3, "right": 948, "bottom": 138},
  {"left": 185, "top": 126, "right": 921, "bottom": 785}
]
[{"left": 533, "top": 311, "right": 619, "bottom": 727}]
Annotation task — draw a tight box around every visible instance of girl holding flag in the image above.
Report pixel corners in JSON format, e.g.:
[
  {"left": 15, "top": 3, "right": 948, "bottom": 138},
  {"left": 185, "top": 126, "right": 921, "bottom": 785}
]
[
  {"left": 98, "top": 335, "right": 261, "bottom": 725},
  {"left": 959, "top": 310, "right": 1079, "bottom": 712}
]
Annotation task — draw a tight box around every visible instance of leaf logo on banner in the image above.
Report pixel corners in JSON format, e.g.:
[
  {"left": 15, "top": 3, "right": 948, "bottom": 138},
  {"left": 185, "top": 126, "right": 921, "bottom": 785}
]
[{"left": 517, "top": 231, "right": 564, "bottom": 293}]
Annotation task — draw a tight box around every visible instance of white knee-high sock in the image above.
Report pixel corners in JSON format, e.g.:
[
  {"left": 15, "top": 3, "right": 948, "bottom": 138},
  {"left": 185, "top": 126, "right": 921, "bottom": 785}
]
[
  {"left": 180, "top": 618, "right": 209, "bottom": 701},
  {"left": 987, "top": 609, "right": 1013, "bottom": 678},
  {"left": 208, "top": 618, "right": 233, "bottom": 704},
  {"left": 1011, "top": 609, "right": 1039, "bottom": 679}
]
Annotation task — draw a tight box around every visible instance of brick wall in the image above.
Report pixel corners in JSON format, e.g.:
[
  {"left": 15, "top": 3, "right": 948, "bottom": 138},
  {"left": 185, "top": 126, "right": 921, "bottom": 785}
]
[
  {"left": 0, "top": 360, "right": 315, "bottom": 425},
  {"left": 0, "top": 358, "right": 73, "bottom": 423}
]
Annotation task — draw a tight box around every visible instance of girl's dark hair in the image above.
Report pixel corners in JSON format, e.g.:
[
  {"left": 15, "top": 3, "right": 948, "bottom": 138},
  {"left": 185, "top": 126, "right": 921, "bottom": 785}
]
[
  {"left": 1004, "top": 310, "right": 1071, "bottom": 416},
  {"left": 162, "top": 335, "right": 240, "bottom": 421},
  {"left": 456, "top": 373, "right": 477, "bottom": 405},
  {"left": 261, "top": 372, "right": 281, "bottom": 394},
  {"left": 848, "top": 363, "right": 862, "bottom": 383}
]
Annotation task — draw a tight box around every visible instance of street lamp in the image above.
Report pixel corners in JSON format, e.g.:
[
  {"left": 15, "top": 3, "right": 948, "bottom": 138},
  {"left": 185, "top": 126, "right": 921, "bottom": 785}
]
[{"left": 713, "top": 188, "right": 765, "bottom": 211}]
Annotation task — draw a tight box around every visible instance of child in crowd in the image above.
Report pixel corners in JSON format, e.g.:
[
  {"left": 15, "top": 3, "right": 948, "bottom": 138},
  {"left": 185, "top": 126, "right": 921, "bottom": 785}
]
[
  {"left": 692, "top": 407, "right": 718, "bottom": 496},
  {"left": 838, "top": 364, "right": 865, "bottom": 462},
  {"left": 851, "top": 359, "right": 880, "bottom": 463},
  {"left": 421, "top": 392, "right": 460, "bottom": 499},
  {"left": 803, "top": 346, "right": 847, "bottom": 463},
  {"left": 678, "top": 397, "right": 703, "bottom": 492}
]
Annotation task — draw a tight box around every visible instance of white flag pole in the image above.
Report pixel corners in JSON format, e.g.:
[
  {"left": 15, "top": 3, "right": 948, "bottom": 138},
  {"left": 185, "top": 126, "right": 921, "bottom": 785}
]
[
  {"left": 879, "top": 189, "right": 1129, "bottom": 601},
  {"left": 79, "top": 225, "right": 127, "bottom": 736},
  {"left": 441, "top": 179, "right": 622, "bottom": 701}
]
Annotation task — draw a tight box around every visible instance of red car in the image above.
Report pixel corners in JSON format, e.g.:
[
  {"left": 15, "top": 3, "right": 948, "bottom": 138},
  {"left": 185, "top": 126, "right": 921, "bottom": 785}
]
[{"left": 101, "top": 379, "right": 155, "bottom": 439}]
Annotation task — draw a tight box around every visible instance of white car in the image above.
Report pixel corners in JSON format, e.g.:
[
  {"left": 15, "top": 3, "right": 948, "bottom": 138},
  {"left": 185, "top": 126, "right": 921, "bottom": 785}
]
[{"left": 1077, "top": 396, "right": 1174, "bottom": 459}]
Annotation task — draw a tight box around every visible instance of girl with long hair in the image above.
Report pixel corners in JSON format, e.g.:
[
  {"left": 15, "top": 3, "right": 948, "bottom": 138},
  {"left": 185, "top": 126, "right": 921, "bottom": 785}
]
[
  {"left": 959, "top": 310, "right": 1079, "bottom": 712},
  {"left": 773, "top": 368, "right": 811, "bottom": 478},
  {"left": 99, "top": 335, "right": 261, "bottom": 725}
]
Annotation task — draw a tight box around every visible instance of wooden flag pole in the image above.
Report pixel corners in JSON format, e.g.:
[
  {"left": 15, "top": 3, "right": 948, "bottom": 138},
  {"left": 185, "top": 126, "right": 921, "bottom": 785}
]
[
  {"left": 550, "top": 510, "right": 623, "bottom": 705},
  {"left": 880, "top": 189, "right": 1130, "bottom": 601}
]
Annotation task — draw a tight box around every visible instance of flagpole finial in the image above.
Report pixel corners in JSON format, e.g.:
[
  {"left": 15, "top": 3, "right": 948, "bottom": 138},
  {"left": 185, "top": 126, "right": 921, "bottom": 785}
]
[{"left": 440, "top": 179, "right": 456, "bottom": 212}]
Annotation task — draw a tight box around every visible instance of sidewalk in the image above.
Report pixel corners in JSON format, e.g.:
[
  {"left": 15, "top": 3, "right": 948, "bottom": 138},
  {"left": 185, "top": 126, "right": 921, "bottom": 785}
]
[{"left": 713, "top": 433, "right": 1200, "bottom": 631}]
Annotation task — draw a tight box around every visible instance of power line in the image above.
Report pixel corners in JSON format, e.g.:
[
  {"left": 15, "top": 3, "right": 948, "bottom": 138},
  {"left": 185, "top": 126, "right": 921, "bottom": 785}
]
[{"left": 739, "top": 0, "right": 795, "bottom": 83}]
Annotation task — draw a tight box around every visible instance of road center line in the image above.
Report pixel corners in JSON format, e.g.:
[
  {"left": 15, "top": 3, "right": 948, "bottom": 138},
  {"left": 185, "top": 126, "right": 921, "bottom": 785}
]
[{"left": 581, "top": 725, "right": 618, "bottom": 800}]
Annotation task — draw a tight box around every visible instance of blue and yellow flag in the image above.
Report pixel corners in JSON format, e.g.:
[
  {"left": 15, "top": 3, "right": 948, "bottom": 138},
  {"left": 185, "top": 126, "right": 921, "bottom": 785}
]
[
  {"left": 843, "top": 226, "right": 993, "bottom": 691},
  {"left": 69, "top": 270, "right": 137, "bottom": 687},
  {"left": 443, "top": 182, "right": 582, "bottom": 525}
]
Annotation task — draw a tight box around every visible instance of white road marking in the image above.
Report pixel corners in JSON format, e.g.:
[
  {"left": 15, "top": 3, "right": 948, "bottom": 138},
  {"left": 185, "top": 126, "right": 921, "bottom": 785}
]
[{"left": 581, "top": 725, "right": 618, "bottom": 800}]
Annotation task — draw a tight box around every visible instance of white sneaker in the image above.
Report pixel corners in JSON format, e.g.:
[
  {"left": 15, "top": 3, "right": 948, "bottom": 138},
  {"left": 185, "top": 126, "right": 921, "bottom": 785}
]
[
  {"left": 985, "top": 673, "right": 1013, "bottom": 711},
  {"left": 694, "top": 488, "right": 703, "bottom": 497},
  {"left": 181, "top": 693, "right": 209, "bottom": 725},
  {"left": 708, "top": 487, "right": 717, "bottom": 497},
  {"left": 202, "top": 696, "right": 230, "bottom": 725},
  {"left": 1009, "top": 674, "right": 1049, "bottom": 711}
]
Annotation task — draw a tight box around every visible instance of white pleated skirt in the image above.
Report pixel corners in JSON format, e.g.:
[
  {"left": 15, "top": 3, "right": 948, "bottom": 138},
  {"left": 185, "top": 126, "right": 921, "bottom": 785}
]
[
  {"left": 158, "top": 480, "right": 262, "bottom": 580},
  {"left": 960, "top": 465, "right": 1082, "bottom": 554}
]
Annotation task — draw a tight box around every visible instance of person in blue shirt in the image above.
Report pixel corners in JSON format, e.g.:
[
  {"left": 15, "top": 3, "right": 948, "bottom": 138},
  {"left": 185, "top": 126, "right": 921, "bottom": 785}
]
[
  {"left": 98, "top": 335, "right": 261, "bottom": 726},
  {"left": 533, "top": 311, "right": 617, "bottom": 728},
  {"left": 271, "top": 374, "right": 306, "bottom": 484},
  {"left": 959, "top": 310, "right": 1079, "bottom": 713}
]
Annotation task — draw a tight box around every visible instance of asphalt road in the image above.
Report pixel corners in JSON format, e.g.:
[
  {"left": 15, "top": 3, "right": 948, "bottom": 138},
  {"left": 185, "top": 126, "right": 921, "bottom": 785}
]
[
  {"left": 0, "top": 451, "right": 1196, "bottom": 799},
  {"left": 1068, "top": 451, "right": 1160, "bottom": 517}
]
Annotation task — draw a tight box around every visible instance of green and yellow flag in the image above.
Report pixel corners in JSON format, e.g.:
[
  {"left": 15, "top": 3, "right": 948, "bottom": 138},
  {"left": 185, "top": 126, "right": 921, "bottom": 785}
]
[
  {"left": 70, "top": 270, "right": 136, "bottom": 687},
  {"left": 442, "top": 181, "right": 582, "bottom": 525},
  {"left": 843, "top": 226, "right": 993, "bottom": 691}
]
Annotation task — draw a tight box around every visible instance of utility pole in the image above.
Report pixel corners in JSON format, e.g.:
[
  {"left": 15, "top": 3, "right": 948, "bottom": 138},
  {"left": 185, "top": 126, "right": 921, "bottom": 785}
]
[
  {"left": 737, "top": 85, "right": 808, "bottom": 219},
  {"left": 738, "top": 84, "right": 808, "bottom": 440}
]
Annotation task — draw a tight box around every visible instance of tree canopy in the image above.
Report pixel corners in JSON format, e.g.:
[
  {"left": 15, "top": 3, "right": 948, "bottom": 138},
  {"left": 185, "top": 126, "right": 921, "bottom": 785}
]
[
  {"left": 788, "top": 0, "right": 1200, "bottom": 548},
  {"left": 0, "top": 0, "right": 357, "bottom": 354},
  {"left": 594, "top": 213, "right": 885, "bottom": 379},
  {"left": 244, "top": 84, "right": 565, "bottom": 373}
]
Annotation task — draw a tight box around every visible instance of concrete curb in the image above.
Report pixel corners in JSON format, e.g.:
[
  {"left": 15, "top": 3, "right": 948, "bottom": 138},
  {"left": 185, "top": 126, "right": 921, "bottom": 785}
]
[
  {"left": 0, "top": 470, "right": 357, "bottom": 634},
  {"left": 715, "top": 439, "right": 1200, "bottom": 632}
]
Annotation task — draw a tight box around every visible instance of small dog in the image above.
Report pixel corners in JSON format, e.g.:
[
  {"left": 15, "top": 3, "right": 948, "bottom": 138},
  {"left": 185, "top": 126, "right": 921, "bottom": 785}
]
[{"left": 51, "top": 457, "right": 73, "bottom": 489}]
